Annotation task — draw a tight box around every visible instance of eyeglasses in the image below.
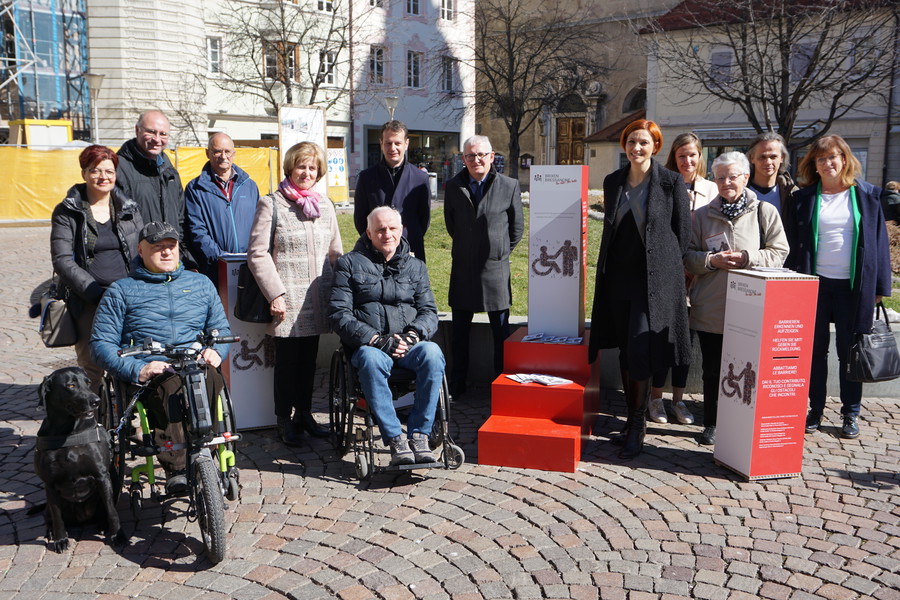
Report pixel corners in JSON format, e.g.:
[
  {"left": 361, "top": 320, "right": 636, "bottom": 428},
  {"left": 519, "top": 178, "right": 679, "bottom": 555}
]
[
  {"left": 815, "top": 153, "right": 843, "bottom": 165},
  {"left": 139, "top": 126, "right": 169, "bottom": 139},
  {"left": 211, "top": 150, "right": 235, "bottom": 157},
  {"left": 88, "top": 168, "right": 116, "bottom": 178},
  {"left": 714, "top": 174, "right": 744, "bottom": 184},
  {"left": 464, "top": 152, "right": 492, "bottom": 162}
]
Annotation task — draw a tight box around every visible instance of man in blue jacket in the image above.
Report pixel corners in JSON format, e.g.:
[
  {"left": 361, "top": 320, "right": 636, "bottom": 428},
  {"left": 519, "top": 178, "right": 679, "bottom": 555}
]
[
  {"left": 185, "top": 133, "right": 260, "bottom": 286},
  {"left": 91, "top": 221, "right": 232, "bottom": 495},
  {"left": 329, "top": 207, "right": 444, "bottom": 466}
]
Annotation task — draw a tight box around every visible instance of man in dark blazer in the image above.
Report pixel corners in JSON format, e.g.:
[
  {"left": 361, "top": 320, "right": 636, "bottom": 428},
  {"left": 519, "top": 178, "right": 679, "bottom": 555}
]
[
  {"left": 444, "top": 135, "right": 524, "bottom": 396},
  {"left": 354, "top": 120, "right": 431, "bottom": 261}
]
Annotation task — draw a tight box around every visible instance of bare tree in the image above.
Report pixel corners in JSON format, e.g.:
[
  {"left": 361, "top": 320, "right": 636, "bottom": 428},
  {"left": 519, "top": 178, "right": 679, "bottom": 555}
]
[
  {"left": 443, "top": 0, "right": 611, "bottom": 179},
  {"left": 213, "top": 0, "right": 357, "bottom": 116},
  {"left": 642, "top": 0, "right": 898, "bottom": 150}
]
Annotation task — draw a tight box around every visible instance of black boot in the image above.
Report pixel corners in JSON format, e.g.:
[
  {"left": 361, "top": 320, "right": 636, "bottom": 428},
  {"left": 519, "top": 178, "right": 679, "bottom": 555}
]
[
  {"left": 618, "top": 377, "right": 649, "bottom": 460},
  {"left": 296, "top": 411, "right": 330, "bottom": 438},
  {"left": 610, "top": 366, "right": 631, "bottom": 446},
  {"left": 276, "top": 416, "right": 304, "bottom": 447}
]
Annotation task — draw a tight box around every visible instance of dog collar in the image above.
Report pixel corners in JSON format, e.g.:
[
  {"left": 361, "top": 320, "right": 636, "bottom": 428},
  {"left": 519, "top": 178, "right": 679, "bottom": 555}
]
[{"left": 35, "top": 424, "right": 108, "bottom": 450}]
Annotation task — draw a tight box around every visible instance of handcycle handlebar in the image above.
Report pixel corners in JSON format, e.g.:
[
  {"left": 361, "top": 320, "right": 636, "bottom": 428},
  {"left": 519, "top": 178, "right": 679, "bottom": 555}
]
[{"left": 117, "top": 330, "right": 239, "bottom": 359}]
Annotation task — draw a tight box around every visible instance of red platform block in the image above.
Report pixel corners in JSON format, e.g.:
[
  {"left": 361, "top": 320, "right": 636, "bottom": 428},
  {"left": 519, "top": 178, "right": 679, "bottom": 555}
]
[
  {"left": 503, "top": 328, "right": 592, "bottom": 381},
  {"left": 478, "top": 415, "right": 582, "bottom": 473},
  {"left": 491, "top": 376, "right": 587, "bottom": 422}
]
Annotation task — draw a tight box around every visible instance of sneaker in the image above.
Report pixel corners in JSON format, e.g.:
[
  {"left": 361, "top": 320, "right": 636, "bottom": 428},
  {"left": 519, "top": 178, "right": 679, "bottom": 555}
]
[
  {"left": 805, "top": 411, "right": 822, "bottom": 434},
  {"left": 697, "top": 426, "right": 716, "bottom": 446},
  {"left": 165, "top": 471, "right": 189, "bottom": 497},
  {"left": 672, "top": 400, "right": 694, "bottom": 425},
  {"left": 388, "top": 435, "right": 415, "bottom": 466},
  {"left": 841, "top": 415, "right": 860, "bottom": 439},
  {"left": 409, "top": 433, "right": 436, "bottom": 463},
  {"left": 648, "top": 396, "right": 668, "bottom": 423}
]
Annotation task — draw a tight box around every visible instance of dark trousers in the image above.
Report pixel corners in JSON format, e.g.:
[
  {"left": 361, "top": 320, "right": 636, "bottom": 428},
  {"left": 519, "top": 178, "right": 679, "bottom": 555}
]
[
  {"left": 273, "top": 335, "right": 320, "bottom": 418},
  {"left": 653, "top": 329, "right": 693, "bottom": 388},
  {"left": 450, "top": 309, "right": 509, "bottom": 389},
  {"left": 809, "top": 277, "right": 862, "bottom": 417},
  {"left": 696, "top": 330, "right": 724, "bottom": 427}
]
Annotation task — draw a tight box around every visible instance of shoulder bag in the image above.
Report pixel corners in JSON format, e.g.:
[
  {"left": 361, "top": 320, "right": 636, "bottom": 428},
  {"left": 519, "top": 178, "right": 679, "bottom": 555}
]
[
  {"left": 846, "top": 302, "right": 900, "bottom": 383},
  {"left": 38, "top": 275, "right": 78, "bottom": 347},
  {"left": 234, "top": 197, "right": 276, "bottom": 323}
]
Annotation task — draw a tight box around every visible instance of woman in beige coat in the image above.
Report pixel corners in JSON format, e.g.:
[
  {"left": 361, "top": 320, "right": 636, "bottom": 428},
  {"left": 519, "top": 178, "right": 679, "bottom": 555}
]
[
  {"left": 684, "top": 152, "right": 789, "bottom": 446},
  {"left": 247, "top": 142, "right": 343, "bottom": 447}
]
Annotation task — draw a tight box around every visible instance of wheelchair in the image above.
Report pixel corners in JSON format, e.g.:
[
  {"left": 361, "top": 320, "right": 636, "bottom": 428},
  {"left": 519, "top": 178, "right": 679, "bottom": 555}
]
[
  {"left": 97, "top": 331, "right": 241, "bottom": 564},
  {"left": 328, "top": 345, "right": 465, "bottom": 480}
]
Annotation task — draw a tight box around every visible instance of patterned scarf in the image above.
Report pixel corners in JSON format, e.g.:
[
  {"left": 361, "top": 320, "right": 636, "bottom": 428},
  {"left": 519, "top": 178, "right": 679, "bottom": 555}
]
[
  {"left": 719, "top": 191, "right": 749, "bottom": 221},
  {"left": 279, "top": 178, "right": 321, "bottom": 219}
]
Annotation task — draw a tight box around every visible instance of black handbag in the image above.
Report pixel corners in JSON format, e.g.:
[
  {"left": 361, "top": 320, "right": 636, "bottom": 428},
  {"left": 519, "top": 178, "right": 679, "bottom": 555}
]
[
  {"left": 846, "top": 302, "right": 900, "bottom": 383},
  {"left": 38, "top": 276, "right": 78, "bottom": 347},
  {"left": 234, "top": 197, "right": 276, "bottom": 323}
]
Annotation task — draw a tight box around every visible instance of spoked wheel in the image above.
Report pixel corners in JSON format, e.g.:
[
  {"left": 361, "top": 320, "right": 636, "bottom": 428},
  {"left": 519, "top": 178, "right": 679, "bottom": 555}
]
[
  {"left": 329, "top": 351, "right": 351, "bottom": 455},
  {"left": 193, "top": 456, "right": 226, "bottom": 564},
  {"left": 98, "top": 378, "right": 127, "bottom": 505}
]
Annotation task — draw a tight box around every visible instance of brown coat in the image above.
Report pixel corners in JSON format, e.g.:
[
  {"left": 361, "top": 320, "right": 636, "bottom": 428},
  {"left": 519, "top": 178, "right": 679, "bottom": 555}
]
[{"left": 247, "top": 190, "right": 343, "bottom": 338}]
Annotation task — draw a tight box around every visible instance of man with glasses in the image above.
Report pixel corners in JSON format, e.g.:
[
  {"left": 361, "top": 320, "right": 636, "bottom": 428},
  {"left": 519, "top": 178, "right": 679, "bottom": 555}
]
[
  {"left": 116, "top": 110, "right": 195, "bottom": 267},
  {"left": 444, "top": 135, "right": 524, "bottom": 397},
  {"left": 354, "top": 120, "right": 431, "bottom": 261},
  {"left": 184, "top": 133, "right": 260, "bottom": 285}
]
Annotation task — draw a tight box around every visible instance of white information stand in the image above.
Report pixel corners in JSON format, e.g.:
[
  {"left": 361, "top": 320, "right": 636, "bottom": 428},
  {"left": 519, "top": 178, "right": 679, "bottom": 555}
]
[{"left": 218, "top": 254, "right": 276, "bottom": 430}]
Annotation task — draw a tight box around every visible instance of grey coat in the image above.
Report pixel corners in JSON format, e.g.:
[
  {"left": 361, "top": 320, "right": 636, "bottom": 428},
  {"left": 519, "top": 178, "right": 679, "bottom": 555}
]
[
  {"left": 589, "top": 159, "right": 692, "bottom": 367},
  {"left": 444, "top": 168, "right": 524, "bottom": 312}
]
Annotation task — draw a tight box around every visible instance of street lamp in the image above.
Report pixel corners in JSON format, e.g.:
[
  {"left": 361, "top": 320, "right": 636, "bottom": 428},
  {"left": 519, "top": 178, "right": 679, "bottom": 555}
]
[
  {"left": 384, "top": 96, "right": 399, "bottom": 121},
  {"left": 84, "top": 72, "right": 105, "bottom": 144}
]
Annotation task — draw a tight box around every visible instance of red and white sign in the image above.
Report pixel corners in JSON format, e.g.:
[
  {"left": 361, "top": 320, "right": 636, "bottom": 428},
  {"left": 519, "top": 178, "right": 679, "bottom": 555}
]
[{"left": 714, "top": 270, "right": 819, "bottom": 480}]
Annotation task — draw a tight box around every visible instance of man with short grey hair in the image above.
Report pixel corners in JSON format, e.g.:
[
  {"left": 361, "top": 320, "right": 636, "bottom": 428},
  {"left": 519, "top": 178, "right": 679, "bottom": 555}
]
[
  {"left": 444, "top": 135, "right": 524, "bottom": 397},
  {"left": 746, "top": 131, "right": 796, "bottom": 214}
]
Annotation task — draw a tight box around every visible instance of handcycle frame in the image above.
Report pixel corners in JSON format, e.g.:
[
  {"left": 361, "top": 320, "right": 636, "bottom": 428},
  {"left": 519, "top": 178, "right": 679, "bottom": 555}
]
[{"left": 100, "top": 330, "right": 241, "bottom": 564}]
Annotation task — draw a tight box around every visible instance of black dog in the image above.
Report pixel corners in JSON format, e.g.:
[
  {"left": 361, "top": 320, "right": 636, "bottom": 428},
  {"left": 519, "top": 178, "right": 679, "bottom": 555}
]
[{"left": 33, "top": 367, "right": 126, "bottom": 552}]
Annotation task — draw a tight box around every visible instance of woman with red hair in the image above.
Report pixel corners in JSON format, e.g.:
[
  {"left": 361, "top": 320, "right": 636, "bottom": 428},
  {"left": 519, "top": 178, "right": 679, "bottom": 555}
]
[
  {"left": 50, "top": 145, "right": 143, "bottom": 391},
  {"left": 588, "top": 119, "right": 693, "bottom": 459}
]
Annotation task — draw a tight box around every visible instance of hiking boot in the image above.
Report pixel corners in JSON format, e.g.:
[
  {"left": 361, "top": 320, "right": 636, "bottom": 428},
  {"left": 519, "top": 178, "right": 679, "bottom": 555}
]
[
  {"left": 276, "top": 417, "right": 303, "bottom": 447},
  {"left": 409, "top": 433, "right": 437, "bottom": 463},
  {"left": 805, "top": 411, "right": 822, "bottom": 434},
  {"left": 841, "top": 415, "right": 860, "bottom": 439},
  {"left": 388, "top": 435, "right": 415, "bottom": 466},
  {"left": 672, "top": 400, "right": 694, "bottom": 424},
  {"left": 697, "top": 426, "right": 716, "bottom": 446},
  {"left": 647, "top": 396, "right": 667, "bottom": 423}
]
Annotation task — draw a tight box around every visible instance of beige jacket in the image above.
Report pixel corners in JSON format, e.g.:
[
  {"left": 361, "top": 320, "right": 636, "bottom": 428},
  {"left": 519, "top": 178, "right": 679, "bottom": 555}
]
[
  {"left": 689, "top": 177, "right": 718, "bottom": 213},
  {"left": 684, "top": 190, "right": 789, "bottom": 334},
  {"left": 247, "top": 190, "right": 343, "bottom": 338}
]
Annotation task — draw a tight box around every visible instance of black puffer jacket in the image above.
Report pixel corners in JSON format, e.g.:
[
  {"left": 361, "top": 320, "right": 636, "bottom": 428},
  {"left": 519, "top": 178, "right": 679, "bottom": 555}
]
[
  {"left": 116, "top": 138, "right": 184, "bottom": 229},
  {"left": 50, "top": 184, "right": 143, "bottom": 317},
  {"left": 328, "top": 235, "right": 438, "bottom": 350}
]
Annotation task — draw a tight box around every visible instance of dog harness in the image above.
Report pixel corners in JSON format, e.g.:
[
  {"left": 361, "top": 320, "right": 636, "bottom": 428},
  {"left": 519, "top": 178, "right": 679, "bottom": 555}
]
[{"left": 35, "top": 424, "right": 109, "bottom": 451}]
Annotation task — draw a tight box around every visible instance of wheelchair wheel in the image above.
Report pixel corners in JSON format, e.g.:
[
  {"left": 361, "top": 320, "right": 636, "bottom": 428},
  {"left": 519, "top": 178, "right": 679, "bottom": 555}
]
[
  {"left": 193, "top": 455, "right": 226, "bottom": 564},
  {"left": 354, "top": 452, "right": 369, "bottom": 480},
  {"left": 328, "top": 350, "right": 352, "bottom": 456},
  {"left": 98, "top": 378, "right": 127, "bottom": 505}
]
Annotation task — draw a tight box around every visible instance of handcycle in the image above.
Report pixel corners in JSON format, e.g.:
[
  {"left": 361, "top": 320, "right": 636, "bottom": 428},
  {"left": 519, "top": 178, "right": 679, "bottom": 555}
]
[
  {"left": 98, "top": 330, "right": 241, "bottom": 564},
  {"left": 328, "top": 346, "right": 465, "bottom": 480}
]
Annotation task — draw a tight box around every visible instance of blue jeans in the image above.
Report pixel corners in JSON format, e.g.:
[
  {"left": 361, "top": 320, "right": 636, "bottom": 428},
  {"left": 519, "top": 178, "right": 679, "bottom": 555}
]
[{"left": 351, "top": 341, "right": 446, "bottom": 445}]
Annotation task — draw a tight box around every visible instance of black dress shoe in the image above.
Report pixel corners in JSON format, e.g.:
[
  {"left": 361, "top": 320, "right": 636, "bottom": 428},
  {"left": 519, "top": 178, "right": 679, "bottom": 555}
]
[
  {"left": 805, "top": 411, "right": 822, "bottom": 434},
  {"left": 841, "top": 415, "right": 860, "bottom": 439},
  {"left": 697, "top": 426, "right": 716, "bottom": 446},
  {"left": 276, "top": 416, "right": 304, "bottom": 447},
  {"left": 296, "top": 411, "right": 330, "bottom": 439}
]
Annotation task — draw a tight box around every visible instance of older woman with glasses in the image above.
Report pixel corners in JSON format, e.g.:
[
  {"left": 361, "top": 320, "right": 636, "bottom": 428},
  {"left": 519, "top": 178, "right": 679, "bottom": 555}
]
[
  {"left": 784, "top": 135, "right": 891, "bottom": 439},
  {"left": 50, "top": 145, "right": 143, "bottom": 392},
  {"left": 685, "top": 152, "right": 789, "bottom": 446}
]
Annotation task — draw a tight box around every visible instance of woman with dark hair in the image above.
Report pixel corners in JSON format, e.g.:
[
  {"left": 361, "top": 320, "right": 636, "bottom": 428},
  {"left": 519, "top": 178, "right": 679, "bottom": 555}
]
[
  {"left": 588, "top": 119, "right": 692, "bottom": 460},
  {"left": 247, "top": 141, "right": 343, "bottom": 447},
  {"left": 50, "top": 145, "right": 143, "bottom": 392},
  {"left": 784, "top": 135, "right": 891, "bottom": 439}
]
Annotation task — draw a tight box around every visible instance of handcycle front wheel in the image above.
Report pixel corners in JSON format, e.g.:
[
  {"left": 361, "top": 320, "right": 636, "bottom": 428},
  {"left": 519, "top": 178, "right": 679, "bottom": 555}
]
[
  {"left": 98, "top": 378, "right": 128, "bottom": 506},
  {"left": 193, "top": 455, "right": 226, "bottom": 564}
]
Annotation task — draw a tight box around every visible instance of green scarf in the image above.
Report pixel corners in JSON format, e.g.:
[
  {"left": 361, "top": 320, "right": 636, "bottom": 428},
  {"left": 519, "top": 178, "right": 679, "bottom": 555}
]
[{"left": 812, "top": 182, "right": 860, "bottom": 289}]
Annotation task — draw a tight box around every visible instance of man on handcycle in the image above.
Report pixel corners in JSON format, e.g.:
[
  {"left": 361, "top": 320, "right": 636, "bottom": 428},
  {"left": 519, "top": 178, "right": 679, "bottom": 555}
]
[
  {"left": 91, "top": 221, "right": 231, "bottom": 496},
  {"left": 329, "top": 206, "right": 445, "bottom": 466}
]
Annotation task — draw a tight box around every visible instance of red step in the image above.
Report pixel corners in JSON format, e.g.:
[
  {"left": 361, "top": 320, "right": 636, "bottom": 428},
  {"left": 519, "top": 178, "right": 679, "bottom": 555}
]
[
  {"left": 478, "top": 415, "right": 583, "bottom": 473},
  {"left": 491, "top": 376, "right": 588, "bottom": 422},
  {"left": 503, "top": 328, "right": 592, "bottom": 381}
]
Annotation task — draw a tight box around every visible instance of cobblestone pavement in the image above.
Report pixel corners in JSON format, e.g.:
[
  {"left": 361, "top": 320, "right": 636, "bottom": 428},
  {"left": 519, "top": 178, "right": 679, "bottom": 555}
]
[{"left": 1, "top": 226, "right": 898, "bottom": 600}]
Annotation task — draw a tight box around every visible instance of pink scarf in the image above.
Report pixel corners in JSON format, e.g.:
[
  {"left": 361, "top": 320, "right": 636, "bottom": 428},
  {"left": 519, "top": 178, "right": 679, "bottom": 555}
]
[{"left": 279, "top": 178, "right": 321, "bottom": 219}]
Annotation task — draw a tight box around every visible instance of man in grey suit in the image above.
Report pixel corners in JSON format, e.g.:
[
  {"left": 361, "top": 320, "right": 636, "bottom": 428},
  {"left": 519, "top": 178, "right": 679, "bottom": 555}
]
[{"left": 444, "top": 135, "right": 524, "bottom": 396}]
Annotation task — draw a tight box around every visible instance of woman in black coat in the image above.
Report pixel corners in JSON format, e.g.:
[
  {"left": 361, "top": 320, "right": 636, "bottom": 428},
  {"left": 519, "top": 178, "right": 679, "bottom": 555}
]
[
  {"left": 50, "top": 145, "right": 143, "bottom": 392},
  {"left": 783, "top": 135, "right": 891, "bottom": 439},
  {"left": 588, "top": 119, "right": 692, "bottom": 460}
]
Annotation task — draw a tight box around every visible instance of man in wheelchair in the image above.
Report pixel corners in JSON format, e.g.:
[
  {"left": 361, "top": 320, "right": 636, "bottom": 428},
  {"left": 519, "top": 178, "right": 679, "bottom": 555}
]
[
  {"left": 329, "top": 206, "right": 445, "bottom": 466},
  {"left": 90, "top": 221, "right": 231, "bottom": 496}
]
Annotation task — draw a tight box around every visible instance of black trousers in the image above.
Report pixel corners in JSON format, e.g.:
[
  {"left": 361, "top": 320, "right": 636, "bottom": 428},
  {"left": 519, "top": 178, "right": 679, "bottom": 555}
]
[
  {"left": 450, "top": 309, "right": 510, "bottom": 389},
  {"left": 273, "top": 335, "right": 319, "bottom": 418},
  {"left": 696, "top": 330, "right": 724, "bottom": 427}
]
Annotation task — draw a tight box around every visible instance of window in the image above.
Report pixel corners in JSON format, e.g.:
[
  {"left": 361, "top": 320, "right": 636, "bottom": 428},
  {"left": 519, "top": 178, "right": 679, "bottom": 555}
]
[
  {"left": 849, "top": 36, "right": 877, "bottom": 78},
  {"left": 207, "top": 37, "right": 221, "bottom": 74},
  {"left": 790, "top": 42, "right": 816, "bottom": 82},
  {"left": 264, "top": 44, "right": 278, "bottom": 80},
  {"left": 441, "top": 0, "right": 454, "bottom": 20},
  {"left": 264, "top": 43, "right": 296, "bottom": 81},
  {"left": 407, "top": 51, "right": 422, "bottom": 88},
  {"left": 317, "top": 0, "right": 333, "bottom": 11},
  {"left": 441, "top": 56, "right": 455, "bottom": 92},
  {"left": 319, "top": 50, "right": 336, "bottom": 85},
  {"left": 369, "top": 46, "right": 385, "bottom": 84},
  {"left": 406, "top": 0, "right": 419, "bottom": 15},
  {"left": 709, "top": 51, "right": 732, "bottom": 84}
]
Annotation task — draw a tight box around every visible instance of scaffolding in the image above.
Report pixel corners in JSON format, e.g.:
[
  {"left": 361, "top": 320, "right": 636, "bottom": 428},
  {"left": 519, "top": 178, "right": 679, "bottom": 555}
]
[{"left": 0, "top": 0, "right": 89, "bottom": 141}]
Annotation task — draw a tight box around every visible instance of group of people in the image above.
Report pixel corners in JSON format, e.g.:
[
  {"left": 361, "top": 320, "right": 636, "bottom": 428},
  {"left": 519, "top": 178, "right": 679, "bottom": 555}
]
[{"left": 590, "top": 118, "right": 891, "bottom": 461}]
